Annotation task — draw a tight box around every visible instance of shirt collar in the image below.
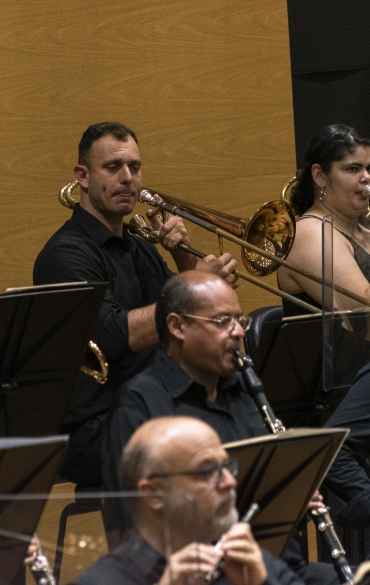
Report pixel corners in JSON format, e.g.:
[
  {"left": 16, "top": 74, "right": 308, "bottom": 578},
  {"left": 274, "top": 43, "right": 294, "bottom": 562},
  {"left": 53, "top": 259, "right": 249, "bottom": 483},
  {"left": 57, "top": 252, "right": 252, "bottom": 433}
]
[
  {"left": 153, "top": 348, "right": 241, "bottom": 399},
  {"left": 71, "top": 203, "right": 129, "bottom": 247}
]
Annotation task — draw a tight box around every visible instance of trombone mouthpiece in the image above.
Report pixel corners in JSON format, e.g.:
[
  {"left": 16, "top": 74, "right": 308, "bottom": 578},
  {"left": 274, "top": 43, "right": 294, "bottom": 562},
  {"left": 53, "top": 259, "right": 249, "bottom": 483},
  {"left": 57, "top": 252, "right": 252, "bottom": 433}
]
[
  {"left": 139, "top": 189, "right": 155, "bottom": 203},
  {"left": 363, "top": 185, "right": 370, "bottom": 198}
]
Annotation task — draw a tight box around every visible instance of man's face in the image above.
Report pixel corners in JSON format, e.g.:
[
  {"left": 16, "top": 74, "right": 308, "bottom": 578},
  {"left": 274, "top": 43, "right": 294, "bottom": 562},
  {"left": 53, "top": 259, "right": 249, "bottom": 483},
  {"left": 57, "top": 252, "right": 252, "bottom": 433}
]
[
  {"left": 160, "top": 425, "right": 239, "bottom": 545},
  {"left": 180, "top": 280, "right": 245, "bottom": 380},
  {"left": 79, "top": 134, "right": 142, "bottom": 220}
]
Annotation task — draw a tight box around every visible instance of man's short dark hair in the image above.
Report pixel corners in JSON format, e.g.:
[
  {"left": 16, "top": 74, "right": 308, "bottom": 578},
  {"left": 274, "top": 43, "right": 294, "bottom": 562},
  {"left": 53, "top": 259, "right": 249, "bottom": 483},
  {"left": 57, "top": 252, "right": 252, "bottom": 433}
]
[
  {"left": 78, "top": 122, "right": 138, "bottom": 168},
  {"left": 155, "top": 273, "right": 200, "bottom": 348},
  {"left": 119, "top": 440, "right": 150, "bottom": 492},
  {"left": 119, "top": 438, "right": 168, "bottom": 520}
]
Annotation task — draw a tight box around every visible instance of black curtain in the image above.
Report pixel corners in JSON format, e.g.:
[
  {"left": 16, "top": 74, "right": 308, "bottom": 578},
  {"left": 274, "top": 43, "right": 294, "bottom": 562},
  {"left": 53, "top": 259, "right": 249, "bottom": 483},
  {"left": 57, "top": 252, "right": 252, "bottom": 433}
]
[{"left": 287, "top": 0, "right": 370, "bottom": 168}]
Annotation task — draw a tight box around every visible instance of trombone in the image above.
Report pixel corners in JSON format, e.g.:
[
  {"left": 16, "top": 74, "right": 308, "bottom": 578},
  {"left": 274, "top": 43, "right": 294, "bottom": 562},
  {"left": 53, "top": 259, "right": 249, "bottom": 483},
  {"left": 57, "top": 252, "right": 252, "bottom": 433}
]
[{"left": 58, "top": 180, "right": 369, "bottom": 311}]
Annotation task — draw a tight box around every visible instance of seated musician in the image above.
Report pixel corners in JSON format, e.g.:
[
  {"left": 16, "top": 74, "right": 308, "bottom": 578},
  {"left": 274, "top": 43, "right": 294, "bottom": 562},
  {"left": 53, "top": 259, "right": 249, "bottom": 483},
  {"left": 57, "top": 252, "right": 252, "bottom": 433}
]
[
  {"left": 277, "top": 123, "right": 370, "bottom": 317},
  {"left": 32, "top": 121, "right": 237, "bottom": 488},
  {"left": 276, "top": 123, "right": 370, "bottom": 539},
  {"left": 69, "top": 416, "right": 307, "bottom": 585},
  {"left": 101, "top": 270, "right": 342, "bottom": 585}
]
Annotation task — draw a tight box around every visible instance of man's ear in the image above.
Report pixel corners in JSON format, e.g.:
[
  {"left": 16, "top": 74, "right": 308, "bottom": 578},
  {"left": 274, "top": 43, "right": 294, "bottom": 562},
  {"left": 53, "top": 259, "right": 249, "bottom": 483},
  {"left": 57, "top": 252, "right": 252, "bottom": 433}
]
[
  {"left": 137, "top": 478, "right": 164, "bottom": 511},
  {"left": 166, "top": 313, "right": 185, "bottom": 341},
  {"left": 74, "top": 164, "right": 89, "bottom": 189},
  {"left": 311, "top": 163, "right": 325, "bottom": 189}
]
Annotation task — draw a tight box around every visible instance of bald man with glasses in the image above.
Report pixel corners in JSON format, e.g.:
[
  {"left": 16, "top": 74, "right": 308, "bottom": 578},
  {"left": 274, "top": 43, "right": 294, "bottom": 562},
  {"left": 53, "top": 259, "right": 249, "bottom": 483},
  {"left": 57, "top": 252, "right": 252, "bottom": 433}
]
[{"left": 71, "top": 416, "right": 305, "bottom": 585}]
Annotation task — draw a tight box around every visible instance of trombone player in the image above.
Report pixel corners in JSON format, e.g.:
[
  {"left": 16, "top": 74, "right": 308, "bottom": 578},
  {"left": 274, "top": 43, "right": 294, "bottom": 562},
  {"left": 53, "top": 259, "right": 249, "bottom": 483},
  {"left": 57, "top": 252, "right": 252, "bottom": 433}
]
[{"left": 33, "top": 121, "right": 237, "bottom": 489}]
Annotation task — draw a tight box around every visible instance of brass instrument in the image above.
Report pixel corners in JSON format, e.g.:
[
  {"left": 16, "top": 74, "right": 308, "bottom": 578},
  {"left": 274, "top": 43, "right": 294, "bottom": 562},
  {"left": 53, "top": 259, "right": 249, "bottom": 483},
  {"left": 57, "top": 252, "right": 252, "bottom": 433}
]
[
  {"left": 141, "top": 182, "right": 296, "bottom": 277},
  {"left": 139, "top": 187, "right": 370, "bottom": 307},
  {"left": 59, "top": 180, "right": 320, "bottom": 313},
  {"left": 58, "top": 179, "right": 369, "bottom": 310},
  {"left": 83, "top": 341, "right": 109, "bottom": 385},
  {"left": 124, "top": 215, "right": 321, "bottom": 313},
  {"left": 56, "top": 182, "right": 110, "bottom": 384},
  {"left": 59, "top": 179, "right": 296, "bottom": 274}
]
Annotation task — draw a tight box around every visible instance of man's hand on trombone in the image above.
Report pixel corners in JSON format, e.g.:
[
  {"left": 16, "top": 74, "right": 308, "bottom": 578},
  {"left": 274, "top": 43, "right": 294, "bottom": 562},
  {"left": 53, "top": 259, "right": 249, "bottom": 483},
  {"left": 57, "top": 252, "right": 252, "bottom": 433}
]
[
  {"left": 197, "top": 253, "right": 239, "bottom": 289},
  {"left": 147, "top": 194, "right": 239, "bottom": 288}
]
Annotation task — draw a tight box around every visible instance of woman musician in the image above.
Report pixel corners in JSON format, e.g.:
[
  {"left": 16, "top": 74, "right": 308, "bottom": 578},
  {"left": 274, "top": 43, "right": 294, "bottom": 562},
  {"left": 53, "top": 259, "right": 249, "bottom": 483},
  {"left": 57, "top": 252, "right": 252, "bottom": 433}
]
[{"left": 278, "top": 124, "right": 370, "bottom": 317}]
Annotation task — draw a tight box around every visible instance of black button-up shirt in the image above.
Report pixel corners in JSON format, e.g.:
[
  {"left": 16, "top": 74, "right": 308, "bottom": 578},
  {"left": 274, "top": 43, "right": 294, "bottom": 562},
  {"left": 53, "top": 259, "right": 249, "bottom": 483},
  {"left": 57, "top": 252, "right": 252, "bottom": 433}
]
[
  {"left": 33, "top": 204, "right": 173, "bottom": 429},
  {"left": 102, "top": 348, "right": 269, "bottom": 494},
  {"left": 68, "top": 528, "right": 305, "bottom": 585}
]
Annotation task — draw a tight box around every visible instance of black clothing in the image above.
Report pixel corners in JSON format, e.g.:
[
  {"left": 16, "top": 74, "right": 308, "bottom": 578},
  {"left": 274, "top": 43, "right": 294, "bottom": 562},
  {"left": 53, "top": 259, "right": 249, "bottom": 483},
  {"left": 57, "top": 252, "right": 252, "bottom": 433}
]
[
  {"left": 324, "top": 362, "right": 370, "bottom": 530},
  {"left": 282, "top": 292, "right": 321, "bottom": 318},
  {"left": 68, "top": 528, "right": 306, "bottom": 585},
  {"left": 101, "top": 348, "right": 269, "bottom": 494},
  {"left": 101, "top": 350, "right": 341, "bottom": 585},
  {"left": 33, "top": 204, "right": 173, "bottom": 485},
  {"left": 282, "top": 215, "right": 370, "bottom": 317}
]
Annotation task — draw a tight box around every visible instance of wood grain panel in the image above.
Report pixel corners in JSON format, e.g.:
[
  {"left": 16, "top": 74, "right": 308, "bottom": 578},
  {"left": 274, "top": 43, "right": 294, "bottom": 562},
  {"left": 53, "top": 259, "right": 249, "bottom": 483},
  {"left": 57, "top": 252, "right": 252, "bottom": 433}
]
[
  {"left": 26, "top": 483, "right": 108, "bottom": 585},
  {"left": 0, "top": 0, "right": 295, "bottom": 316}
]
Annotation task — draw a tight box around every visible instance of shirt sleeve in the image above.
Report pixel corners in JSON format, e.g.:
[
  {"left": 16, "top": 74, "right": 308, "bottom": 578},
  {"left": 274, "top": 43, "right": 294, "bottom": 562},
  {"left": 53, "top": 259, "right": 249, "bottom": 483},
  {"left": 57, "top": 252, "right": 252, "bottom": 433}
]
[
  {"left": 261, "top": 550, "right": 306, "bottom": 585},
  {"left": 34, "top": 238, "right": 133, "bottom": 361},
  {"left": 34, "top": 230, "right": 175, "bottom": 363}
]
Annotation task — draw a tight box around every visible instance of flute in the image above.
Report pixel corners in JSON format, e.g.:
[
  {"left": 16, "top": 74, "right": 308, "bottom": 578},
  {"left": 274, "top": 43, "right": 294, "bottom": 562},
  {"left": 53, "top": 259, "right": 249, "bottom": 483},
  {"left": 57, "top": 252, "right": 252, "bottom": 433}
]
[{"left": 204, "top": 503, "right": 260, "bottom": 582}]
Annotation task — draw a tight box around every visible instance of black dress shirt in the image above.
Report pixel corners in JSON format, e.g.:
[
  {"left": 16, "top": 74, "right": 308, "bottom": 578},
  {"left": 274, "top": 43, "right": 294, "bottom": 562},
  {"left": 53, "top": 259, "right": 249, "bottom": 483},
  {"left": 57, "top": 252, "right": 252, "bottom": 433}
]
[
  {"left": 68, "top": 528, "right": 306, "bottom": 585},
  {"left": 100, "top": 351, "right": 342, "bottom": 585},
  {"left": 101, "top": 348, "right": 269, "bottom": 494},
  {"left": 33, "top": 204, "right": 173, "bottom": 483}
]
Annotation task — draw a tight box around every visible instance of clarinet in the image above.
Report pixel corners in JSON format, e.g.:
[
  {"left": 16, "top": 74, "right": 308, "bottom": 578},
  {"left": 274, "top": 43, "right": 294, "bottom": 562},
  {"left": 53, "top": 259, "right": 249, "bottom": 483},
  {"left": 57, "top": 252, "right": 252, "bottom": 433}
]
[
  {"left": 30, "top": 535, "right": 56, "bottom": 585},
  {"left": 311, "top": 506, "right": 354, "bottom": 585},
  {"left": 234, "top": 350, "right": 354, "bottom": 585}
]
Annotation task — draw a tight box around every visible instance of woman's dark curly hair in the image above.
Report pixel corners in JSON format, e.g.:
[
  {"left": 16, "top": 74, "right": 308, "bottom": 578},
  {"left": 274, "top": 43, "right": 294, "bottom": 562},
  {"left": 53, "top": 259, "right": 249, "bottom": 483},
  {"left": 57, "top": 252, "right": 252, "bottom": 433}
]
[{"left": 291, "top": 124, "right": 370, "bottom": 216}]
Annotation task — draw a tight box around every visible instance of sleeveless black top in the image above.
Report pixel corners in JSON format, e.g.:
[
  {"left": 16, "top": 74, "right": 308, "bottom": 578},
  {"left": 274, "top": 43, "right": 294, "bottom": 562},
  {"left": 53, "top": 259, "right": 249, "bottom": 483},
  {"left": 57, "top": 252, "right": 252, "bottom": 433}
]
[{"left": 281, "top": 214, "right": 370, "bottom": 316}]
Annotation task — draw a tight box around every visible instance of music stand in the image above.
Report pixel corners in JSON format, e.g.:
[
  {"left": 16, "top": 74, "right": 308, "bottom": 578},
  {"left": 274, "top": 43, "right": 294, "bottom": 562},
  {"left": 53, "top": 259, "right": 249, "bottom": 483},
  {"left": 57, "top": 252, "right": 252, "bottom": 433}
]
[
  {"left": 0, "top": 435, "right": 68, "bottom": 585},
  {"left": 0, "top": 282, "right": 106, "bottom": 436},
  {"left": 224, "top": 427, "right": 348, "bottom": 558},
  {"left": 247, "top": 313, "right": 351, "bottom": 427}
]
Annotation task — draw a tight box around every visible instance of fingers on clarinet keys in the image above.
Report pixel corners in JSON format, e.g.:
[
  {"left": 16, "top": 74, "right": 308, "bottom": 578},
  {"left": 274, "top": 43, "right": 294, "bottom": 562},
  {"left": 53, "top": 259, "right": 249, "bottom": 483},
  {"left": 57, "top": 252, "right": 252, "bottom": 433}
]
[{"left": 204, "top": 503, "right": 260, "bottom": 583}]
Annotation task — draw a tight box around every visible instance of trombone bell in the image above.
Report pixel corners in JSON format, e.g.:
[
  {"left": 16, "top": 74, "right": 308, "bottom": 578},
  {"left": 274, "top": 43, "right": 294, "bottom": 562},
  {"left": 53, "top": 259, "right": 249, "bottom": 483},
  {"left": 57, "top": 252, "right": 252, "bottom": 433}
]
[
  {"left": 243, "top": 200, "right": 295, "bottom": 276},
  {"left": 140, "top": 188, "right": 296, "bottom": 277}
]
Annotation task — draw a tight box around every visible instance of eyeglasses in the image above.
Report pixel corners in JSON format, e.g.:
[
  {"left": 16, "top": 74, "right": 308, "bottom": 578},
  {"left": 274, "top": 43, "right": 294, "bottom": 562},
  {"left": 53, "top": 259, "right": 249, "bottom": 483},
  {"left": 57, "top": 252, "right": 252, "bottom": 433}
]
[
  {"left": 180, "top": 314, "right": 252, "bottom": 332},
  {"left": 148, "top": 457, "right": 239, "bottom": 486}
]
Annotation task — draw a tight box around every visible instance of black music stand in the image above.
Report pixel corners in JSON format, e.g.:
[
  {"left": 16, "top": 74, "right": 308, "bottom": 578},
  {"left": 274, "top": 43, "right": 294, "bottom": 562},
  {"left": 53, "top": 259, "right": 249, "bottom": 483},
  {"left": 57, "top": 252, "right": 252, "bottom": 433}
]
[
  {"left": 0, "top": 282, "right": 106, "bottom": 436},
  {"left": 225, "top": 427, "right": 348, "bottom": 558},
  {"left": 0, "top": 435, "right": 68, "bottom": 585},
  {"left": 246, "top": 313, "right": 355, "bottom": 427}
]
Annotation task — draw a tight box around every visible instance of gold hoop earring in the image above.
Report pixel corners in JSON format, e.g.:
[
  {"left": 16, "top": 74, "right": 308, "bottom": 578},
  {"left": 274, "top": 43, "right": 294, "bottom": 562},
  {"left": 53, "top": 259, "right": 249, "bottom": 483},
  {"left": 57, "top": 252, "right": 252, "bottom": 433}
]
[{"left": 319, "top": 186, "right": 327, "bottom": 201}]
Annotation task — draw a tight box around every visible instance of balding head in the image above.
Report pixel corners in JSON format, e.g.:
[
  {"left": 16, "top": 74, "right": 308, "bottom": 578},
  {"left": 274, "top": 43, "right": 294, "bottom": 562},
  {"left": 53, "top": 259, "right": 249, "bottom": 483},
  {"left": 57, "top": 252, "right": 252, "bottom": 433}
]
[
  {"left": 120, "top": 416, "right": 222, "bottom": 491},
  {"left": 120, "top": 416, "right": 238, "bottom": 548},
  {"left": 155, "top": 271, "right": 239, "bottom": 348}
]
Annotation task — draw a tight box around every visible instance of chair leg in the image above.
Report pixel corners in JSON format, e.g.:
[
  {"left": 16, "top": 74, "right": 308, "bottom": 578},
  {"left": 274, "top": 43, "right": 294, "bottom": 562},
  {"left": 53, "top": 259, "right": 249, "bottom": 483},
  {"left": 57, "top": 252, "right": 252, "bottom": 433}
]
[
  {"left": 53, "top": 502, "right": 80, "bottom": 584},
  {"left": 53, "top": 499, "right": 103, "bottom": 583}
]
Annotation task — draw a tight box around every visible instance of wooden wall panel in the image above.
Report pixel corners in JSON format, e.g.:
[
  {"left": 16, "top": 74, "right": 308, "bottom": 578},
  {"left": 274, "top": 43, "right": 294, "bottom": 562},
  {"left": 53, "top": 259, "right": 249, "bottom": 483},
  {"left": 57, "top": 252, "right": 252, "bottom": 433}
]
[{"left": 0, "top": 0, "right": 295, "bottom": 314}]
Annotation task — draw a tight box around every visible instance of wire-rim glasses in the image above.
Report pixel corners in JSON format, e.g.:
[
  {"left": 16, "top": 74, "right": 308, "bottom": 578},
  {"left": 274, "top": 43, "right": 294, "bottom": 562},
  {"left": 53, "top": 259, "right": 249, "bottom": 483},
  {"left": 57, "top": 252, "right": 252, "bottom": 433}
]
[
  {"left": 180, "top": 313, "right": 252, "bottom": 332},
  {"left": 147, "top": 457, "right": 239, "bottom": 486}
]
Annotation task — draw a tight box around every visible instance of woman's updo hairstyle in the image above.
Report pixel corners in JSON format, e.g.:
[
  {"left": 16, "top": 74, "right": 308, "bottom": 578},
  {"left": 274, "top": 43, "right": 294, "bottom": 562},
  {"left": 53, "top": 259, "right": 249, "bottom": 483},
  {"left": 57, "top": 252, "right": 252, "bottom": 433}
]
[{"left": 291, "top": 124, "right": 370, "bottom": 217}]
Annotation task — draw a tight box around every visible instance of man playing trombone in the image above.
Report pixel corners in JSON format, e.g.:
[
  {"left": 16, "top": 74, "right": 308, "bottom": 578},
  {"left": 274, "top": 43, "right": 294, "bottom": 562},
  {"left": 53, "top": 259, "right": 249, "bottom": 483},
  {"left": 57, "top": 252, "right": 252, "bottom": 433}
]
[{"left": 33, "top": 121, "right": 237, "bottom": 489}]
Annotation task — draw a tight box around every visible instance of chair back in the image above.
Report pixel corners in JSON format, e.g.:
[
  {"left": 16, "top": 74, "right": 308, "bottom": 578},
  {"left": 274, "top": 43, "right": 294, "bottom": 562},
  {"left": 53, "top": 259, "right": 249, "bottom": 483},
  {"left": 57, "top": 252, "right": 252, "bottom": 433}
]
[{"left": 244, "top": 306, "right": 283, "bottom": 362}]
